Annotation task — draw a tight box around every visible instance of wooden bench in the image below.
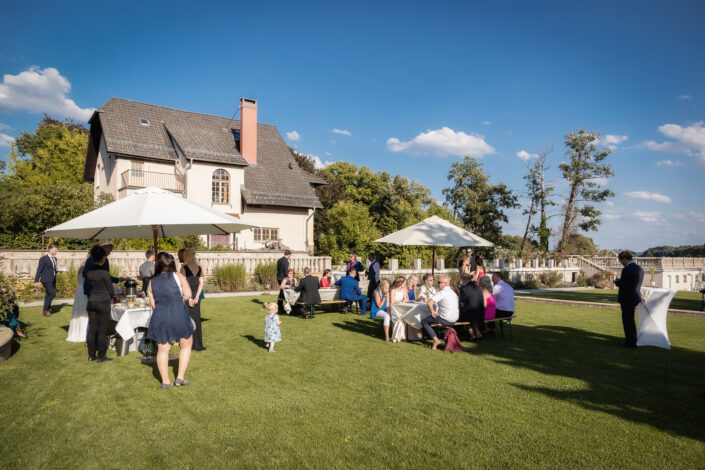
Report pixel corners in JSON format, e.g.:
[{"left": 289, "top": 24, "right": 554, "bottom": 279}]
[
  {"left": 430, "top": 315, "right": 517, "bottom": 338},
  {"left": 296, "top": 300, "right": 352, "bottom": 318}
]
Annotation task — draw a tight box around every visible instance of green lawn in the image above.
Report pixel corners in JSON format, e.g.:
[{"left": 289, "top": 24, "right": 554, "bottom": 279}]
[
  {"left": 1, "top": 297, "right": 704, "bottom": 469},
  {"left": 518, "top": 288, "right": 704, "bottom": 312}
]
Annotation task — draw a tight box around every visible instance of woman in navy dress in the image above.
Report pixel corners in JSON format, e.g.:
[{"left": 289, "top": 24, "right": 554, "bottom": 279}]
[{"left": 147, "top": 252, "right": 194, "bottom": 388}]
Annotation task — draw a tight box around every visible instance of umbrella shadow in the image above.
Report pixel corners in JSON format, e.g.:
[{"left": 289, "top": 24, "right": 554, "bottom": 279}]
[
  {"left": 242, "top": 334, "right": 268, "bottom": 350},
  {"left": 332, "top": 319, "right": 383, "bottom": 340},
  {"left": 471, "top": 323, "right": 705, "bottom": 442}
]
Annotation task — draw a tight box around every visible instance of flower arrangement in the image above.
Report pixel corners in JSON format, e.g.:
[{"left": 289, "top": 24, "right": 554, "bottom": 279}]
[{"left": 591, "top": 270, "right": 613, "bottom": 289}]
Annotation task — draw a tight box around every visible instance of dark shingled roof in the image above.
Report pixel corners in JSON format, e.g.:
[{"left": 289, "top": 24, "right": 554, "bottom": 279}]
[{"left": 90, "top": 98, "right": 322, "bottom": 209}]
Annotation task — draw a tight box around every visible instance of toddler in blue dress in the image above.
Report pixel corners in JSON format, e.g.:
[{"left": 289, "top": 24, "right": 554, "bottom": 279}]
[{"left": 264, "top": 302, "right": 282, "bottom": 352}]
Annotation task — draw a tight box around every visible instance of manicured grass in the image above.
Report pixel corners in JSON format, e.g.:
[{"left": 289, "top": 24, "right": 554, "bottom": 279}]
[
  {"left": 518, "top": 288, "right": 703, "bottom": 312},
  {"left": 1, "top": 297, "right": 704, "bottom": 469}
]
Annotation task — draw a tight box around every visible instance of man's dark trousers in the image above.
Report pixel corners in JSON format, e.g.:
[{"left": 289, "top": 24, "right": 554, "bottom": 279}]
[
  {"left": 621, "top": 302, "right": 638, "bottom": 346},
  {"left": 43, "top": 279, "right": 56, "bottom": 312}
]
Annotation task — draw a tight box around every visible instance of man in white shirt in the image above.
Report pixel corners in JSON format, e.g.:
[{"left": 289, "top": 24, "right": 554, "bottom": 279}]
[
  {"left": 421, "top": 275, "right": 459, "bottom": 350},
  {"left": 491, "top": 272, "right": 515, "bottom": 318}
]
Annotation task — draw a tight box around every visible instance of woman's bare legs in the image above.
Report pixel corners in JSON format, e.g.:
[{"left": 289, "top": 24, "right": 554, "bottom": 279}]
[
  {"left": 177, "top": 335, "right": 193, "bottom": 381},
  {"left": 157, "top": 342, "right": 171, "bottom": 384}
]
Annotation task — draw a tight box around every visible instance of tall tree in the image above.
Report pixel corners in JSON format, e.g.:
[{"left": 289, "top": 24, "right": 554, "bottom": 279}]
[
  {"left": 557, "top": 130, "right": 614, "bottom": 251},
  {"left": 525, "top": 148, "right": 555, "bottom": 252},
  {"left": 442, "top": 156, "right": 518, "bottom": 243}
]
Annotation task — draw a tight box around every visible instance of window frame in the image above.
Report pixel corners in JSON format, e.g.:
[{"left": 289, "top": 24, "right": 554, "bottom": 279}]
[{"left": 212, "top": 169, "right": 230, "bottom": 204}]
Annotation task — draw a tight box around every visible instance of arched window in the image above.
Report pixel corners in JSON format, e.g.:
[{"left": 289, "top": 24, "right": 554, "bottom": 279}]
[{"left": 212, "top": 169, "right": 230, "bottom": 203}]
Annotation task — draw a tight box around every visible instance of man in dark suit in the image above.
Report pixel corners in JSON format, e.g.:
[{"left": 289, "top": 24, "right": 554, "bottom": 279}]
[
  {"left": 458, "top": 273, "right": 485, "bottom": 339},
  {"left": 295, "top": 267, "right": 322, "bottom": 318},
  {"left": 276, "top": 250, "right": 292, "bottom": 314},
  {"left": 34, "top": 245, "right": 58, "bottom": 317},
  {"left": 614, "top": 250, "right": 644, "bottom": 348},
  {"left": 365, "top": 252, "right": 380, "bottom": 313}
]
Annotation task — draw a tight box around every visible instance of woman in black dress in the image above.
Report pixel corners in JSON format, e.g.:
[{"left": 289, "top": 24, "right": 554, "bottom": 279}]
[
  {"left": 147, "top": 252, "right": 193, "bottom": 388},
  {"left": 84, "top": 245, "right": 114, "bottom": 363},
  {"left": 180, "top": 248, "right": 205, "bottom": 351}
]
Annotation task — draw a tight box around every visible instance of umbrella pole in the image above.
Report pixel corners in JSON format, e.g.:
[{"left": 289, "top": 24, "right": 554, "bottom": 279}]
[
  {"left": 432, "top": 246, "right": 436, "bottom": 277},
  {"left": 152, "top": 226, "right": 158, "bottom": 253}
]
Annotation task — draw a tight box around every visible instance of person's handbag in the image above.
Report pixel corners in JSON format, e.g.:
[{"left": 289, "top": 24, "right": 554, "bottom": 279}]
[
  {"left": 199, "top": 290, "right": 205, "bottom": 300},
  {"left": 444, "top": 327, "right": 464, "bottom": 353}
]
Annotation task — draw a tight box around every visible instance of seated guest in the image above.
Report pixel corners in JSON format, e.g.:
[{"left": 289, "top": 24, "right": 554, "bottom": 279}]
[
  {"left": 458, "top": 273, "right": 484, "bottom": 340},
  {"left": 278, "top": 269, "right": 297, "bottom": 314},
  {"left": 421, "top": 275, "right": 459, "bottom": 350},
  {"left": 407, "top": 275, "right": 419, "bottom": 301},
  {"left": 389, "top": 276, "right": 409, "bottom": 309},
  {"left": 370, "top": 280, "right": 392, "bottom": 342},
  {"left": 334, "top": 269, "right": 367, "bottom": 314},
  {"left": 0, "top": 287, "right": 24, "bottom": 338},
  {"left": 479, "top": 275, "right": 496, "bottom": 322},
  {"left": 491, "top": 272, "right": 514, "bottom": 319},
  {"left": 295, "top": 267, "right": 321, "bottom": 318},
  {"left": 417, "top": 273, "right": 436, "bottom": 301},
  {"left": 458, "top": 255, "right": 471, "bottom": 277},
  {"left": 320, "top": 269, "right": 333, "bottom": 288},
  {"left": 345, "top": 253, "right": 364, "bottom": 281}
]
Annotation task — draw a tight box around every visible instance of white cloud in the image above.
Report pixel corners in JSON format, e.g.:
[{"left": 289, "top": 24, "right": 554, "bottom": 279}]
[
  {"left": 516, "top": 150, "right": 538, "bottom": 161},
  {"left": 325, "top": 151, "right": 332, "bottom": 156},
  {"left": 482, "top": 121, "right": 491, "bottom": 125},
  {"left": 386, "top": 127, "right": 495, "bottom": 158},
  {"left": 332, "top": 128, "right": 351, "bottom": 136},
  {"left": 624, "top": 191, "right": 672, "bottom": 204},
  {"left": 634, "top": 210, "right": 661, "bottom": 223},
  {"left": 603, "top": 213, "right": 620, "bottom": 220},
  {"left": 643, "top": 121, "right": 705, "bottom": 169},
  {"left": 311, "top": 156, "right": 334, "bottom": 170},
  {"left": 285, "top": 130, "right": 300, "bottom": 141},
  {"left": 0, "top": 122, "right": 9, "bottom": 130},
  {"left": 605, "top": 201, "right": 614, "bottom": 207},
  {"left": 679, "top": 94, "right": 692, "bottom": 100},
  {"left": 655, "top": 159, "right": 683, "bottom": 167},
  {"left": 586, "top": 177, "right": 609, "bottom": 186},
  {"left": 603, "top": 134, "right": 628, "bottom": 145},
  {"left": 0, "top": 66, "right": 95, "bottom": 121},
  {"left": 0, "top": 133, "right": 14, "bottom": 147}
]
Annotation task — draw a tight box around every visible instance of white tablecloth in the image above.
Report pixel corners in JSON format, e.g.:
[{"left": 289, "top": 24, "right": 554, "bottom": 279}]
[
  {"left": 390, "top": 302, "right": 431, "bottom": 342},
  {"left": 637, "top": 287, "right": 677, "bottom": 349},
  {"left": 111, "top": 305, "right": 153, "bottom": 340}
]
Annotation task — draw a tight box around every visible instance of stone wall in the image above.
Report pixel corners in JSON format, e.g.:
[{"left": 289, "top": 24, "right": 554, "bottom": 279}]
[{"left": 0, "top": 250, "right": 331, "bottom": 280}]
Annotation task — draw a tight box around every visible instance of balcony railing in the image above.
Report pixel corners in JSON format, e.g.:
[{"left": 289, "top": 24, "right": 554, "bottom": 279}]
[{"left": 120, "top": 170, "right": 185, "bottom": 193}]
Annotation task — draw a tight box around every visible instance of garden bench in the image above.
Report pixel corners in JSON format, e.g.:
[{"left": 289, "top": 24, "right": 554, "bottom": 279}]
[
  {"left": 296, "top": 300, "right": 351, "bottom": 318},
  {"left": 430, "top": 315, "right": 517, "bottom": 338}
]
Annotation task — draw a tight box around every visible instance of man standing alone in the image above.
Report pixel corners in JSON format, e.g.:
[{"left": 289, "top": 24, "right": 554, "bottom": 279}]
[
  {"left": 35, "top": 245, "right": 59, "bottom": 317},
  {"left": 614, "top": 250, "right": 644, "bottom": 348}
]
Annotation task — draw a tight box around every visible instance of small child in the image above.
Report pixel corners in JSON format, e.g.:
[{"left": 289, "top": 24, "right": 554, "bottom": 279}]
[{"left": 264, "top": 302, "right": 282, "bottom": 352}]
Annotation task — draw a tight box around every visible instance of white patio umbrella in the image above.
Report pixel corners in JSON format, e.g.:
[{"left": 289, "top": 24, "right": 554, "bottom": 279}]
[
  {"left": 42, "top": 187, "right": 256, "bottom": 251},
  {"left": 373, "top": 215, "right": 494, "bottom": 274}
]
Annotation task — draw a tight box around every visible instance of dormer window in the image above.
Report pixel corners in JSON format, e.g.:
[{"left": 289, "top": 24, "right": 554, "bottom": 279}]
[{"left": 139, "top": 118, "right": 150, "bottom": 126}]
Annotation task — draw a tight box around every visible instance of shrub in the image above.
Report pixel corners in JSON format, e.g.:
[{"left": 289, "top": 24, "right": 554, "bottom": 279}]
[
  {"left": 515, "top": 273, "right": 539, "bottom": 290},
  {"left": 211, "top": 263, "right": 247, "bottom": 292},
  {"left": 538, "top": 271, "right": 563, "bottom": 288},
  {"left": 591, "top": 270, "right": 613, "bottom": 289},
  {"left": 575, "top": 274, "right": 590, "bottom": 287},
  {"left": 255, "top": 262, "right": 278, "bottom": 290},
  {"left": 56, "top": 265, "right": 79, "bottom": 298}
]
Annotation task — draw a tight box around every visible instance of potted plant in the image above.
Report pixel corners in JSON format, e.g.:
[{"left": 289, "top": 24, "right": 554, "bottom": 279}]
[{"left": 648, "top": 265, "right": 657, "bottom": 287}]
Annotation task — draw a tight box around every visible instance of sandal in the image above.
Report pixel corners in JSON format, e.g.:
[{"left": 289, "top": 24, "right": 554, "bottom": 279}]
[
  {"left": 174, "top": 378, "right": 190, "bottom": 386},
  {"left": 160, "top": 383, "right": 172, "bottom": 389}
]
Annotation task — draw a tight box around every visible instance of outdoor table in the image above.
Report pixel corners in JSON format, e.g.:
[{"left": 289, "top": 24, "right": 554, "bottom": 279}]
[
  {"left": 319, "top": 288, "right": 340, "bottom": 302},
  {"left": 282, "top": 289, "right": 300, "bottom": 313},
  {"left": 111, "top": 304, "right": 153, "bottom": 352},
  {"left": 390, "top": 301, "right": 430, "bottom": 342},
  {"left": 636, "top": 287, "right": 677, "bottom": 349}
]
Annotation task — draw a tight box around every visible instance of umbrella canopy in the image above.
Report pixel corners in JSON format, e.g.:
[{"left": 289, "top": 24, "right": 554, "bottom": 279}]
[
  {"left": 42, "top": 187, "right": 256, "bottom": 240},
  {"left": 374, "top": 216, "right": 494, "bottom": 247}
]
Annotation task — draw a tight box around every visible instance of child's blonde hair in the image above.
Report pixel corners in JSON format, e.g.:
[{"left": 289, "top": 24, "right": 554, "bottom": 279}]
[{"left": 263, "top": 302, "right": 278, "bottom": 313}]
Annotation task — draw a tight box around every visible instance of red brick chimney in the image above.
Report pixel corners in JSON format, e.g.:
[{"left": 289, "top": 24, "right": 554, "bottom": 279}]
[{"left": 240, "top": 98, "right": 258, "bottom": 164}]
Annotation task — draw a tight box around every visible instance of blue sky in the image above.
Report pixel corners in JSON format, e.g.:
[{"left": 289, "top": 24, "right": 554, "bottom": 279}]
[{"left": 1, "top": 0, "right": 704, "bottom": 251}]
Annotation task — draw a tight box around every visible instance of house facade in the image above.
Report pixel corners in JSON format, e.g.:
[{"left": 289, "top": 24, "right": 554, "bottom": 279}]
[{"left": 83, "top": 98, "right": 324, "bottom": 252}]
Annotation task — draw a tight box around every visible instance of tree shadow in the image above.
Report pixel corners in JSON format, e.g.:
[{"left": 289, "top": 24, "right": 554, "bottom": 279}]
[
  {"left": 471, "top": 324, "right": 705, "bottom": 442},
  {"left": 332, "top": 319, "right": 383, "bottom": 340},
  {"left": 242, "top": 334, "right": 268, "bottom": 350}
]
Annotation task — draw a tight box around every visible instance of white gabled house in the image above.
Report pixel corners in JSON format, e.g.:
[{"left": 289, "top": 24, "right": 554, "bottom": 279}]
[{"left": 83, "top": 98, "right": 324, "bottom": 252}]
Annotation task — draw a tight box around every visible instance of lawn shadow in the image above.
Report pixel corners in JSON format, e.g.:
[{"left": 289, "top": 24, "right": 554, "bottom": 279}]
[
  {"left": 332, "top": 319, "right": 383, "bottom": 340},
  {"left": 242, "top": 334, "right": 268, "bottom": 349},
  {"left": 249, "top": 298, "right": 267, "bottom": 306},
  {"left": 473, "top": 324, "right": 705, "bottom": 442},
  {"left": 140, "top": 353, "right": 180, "bottom": 384}
]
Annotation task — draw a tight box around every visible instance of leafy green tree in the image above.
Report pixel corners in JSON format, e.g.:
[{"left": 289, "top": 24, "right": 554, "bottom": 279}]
[
  {"left": 442, "top": 156, "right": 518, "bottom": 244},
  {"left": 562, "top": 233, "right": 597, "bottom": 255},
  {"left": 317, "top": 201, "right": 380, "bottom": 263},
  {"left": 520, "top": 148, "right": 555, "bottom": 252},
  {"left": 557, "top": 130, "right": 614, "bottom": 251}
]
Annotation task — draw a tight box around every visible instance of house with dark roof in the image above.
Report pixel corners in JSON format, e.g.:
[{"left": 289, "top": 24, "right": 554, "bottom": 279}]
[{"left": 83, "top": 97, "right": 324, "bottom": 252}]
